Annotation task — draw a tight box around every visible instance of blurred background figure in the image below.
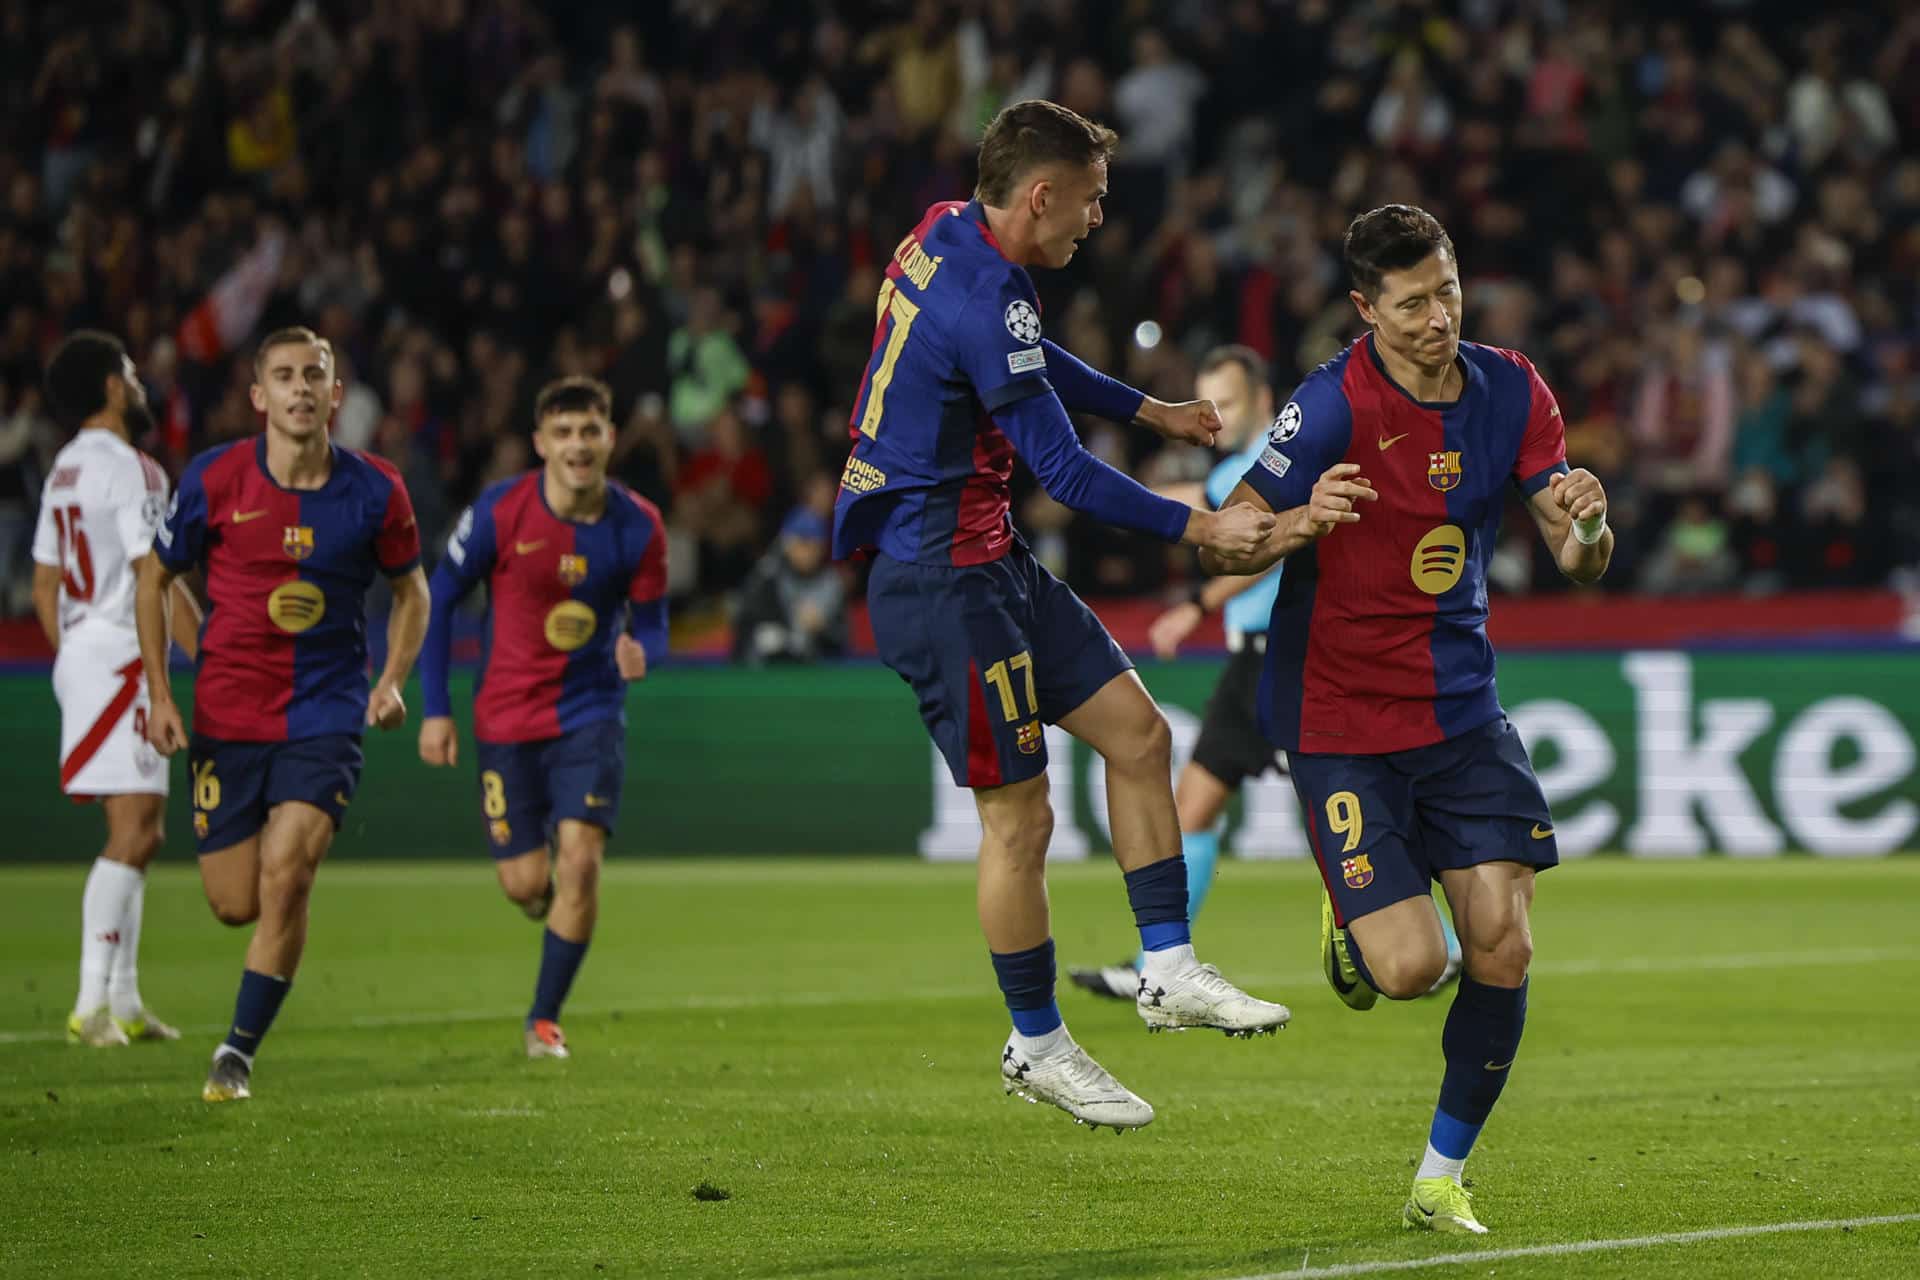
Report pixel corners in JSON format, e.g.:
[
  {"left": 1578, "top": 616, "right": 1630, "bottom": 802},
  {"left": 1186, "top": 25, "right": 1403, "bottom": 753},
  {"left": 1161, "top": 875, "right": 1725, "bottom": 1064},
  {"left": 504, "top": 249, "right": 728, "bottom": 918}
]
[{"left": 731, "top": 506, "right": 846, "bottom": 666}]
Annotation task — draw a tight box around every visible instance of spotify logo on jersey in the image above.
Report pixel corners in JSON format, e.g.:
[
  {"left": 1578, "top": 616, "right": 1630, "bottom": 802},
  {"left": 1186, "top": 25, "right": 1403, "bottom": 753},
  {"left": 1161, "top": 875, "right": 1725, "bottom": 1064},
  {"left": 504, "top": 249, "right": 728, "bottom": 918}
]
[
  {"left": 544, "top": 601, "right": 598, "bottom": 651},
  {"left": 1411, "top": 524, "right": 1466, "bottom": 595},
  {"left": 267, "top": 580, "right": 327, "bottom": 633}
]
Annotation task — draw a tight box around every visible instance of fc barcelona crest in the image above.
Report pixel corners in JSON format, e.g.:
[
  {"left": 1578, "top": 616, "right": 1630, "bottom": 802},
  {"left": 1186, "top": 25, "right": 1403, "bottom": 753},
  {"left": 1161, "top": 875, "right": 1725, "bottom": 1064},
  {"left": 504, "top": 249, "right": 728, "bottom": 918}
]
[
  {"left": 282, "top": 525, "right": 315, "bottom": 561},
  {"left": 1427, "top": 450, "right": 1463, "bottom": 492},
  {"left": 557, "top": 553, "right": 588, "bottom": 586},
  {"left": 1015, "top": 720, "right": 1043, "bottom": 756},
  {"left": 1341, "top": 854, "right": 1374, "bottom": 889}
]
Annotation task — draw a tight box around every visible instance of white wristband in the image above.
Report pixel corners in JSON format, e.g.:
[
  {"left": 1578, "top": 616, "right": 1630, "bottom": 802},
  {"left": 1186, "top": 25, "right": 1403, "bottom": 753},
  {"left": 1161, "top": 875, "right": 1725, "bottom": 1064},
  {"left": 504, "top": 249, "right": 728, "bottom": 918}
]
[{"left": 1572, "top": 512, "right": 1608, "bottom": 545}]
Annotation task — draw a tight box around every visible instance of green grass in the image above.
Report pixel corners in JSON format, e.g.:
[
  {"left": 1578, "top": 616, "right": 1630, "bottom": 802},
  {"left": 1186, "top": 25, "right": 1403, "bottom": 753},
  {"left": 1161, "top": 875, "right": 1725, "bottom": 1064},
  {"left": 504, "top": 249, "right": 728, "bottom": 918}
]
[{"left": 3, "top": 857, "right": 1919, "bottom": 1279}]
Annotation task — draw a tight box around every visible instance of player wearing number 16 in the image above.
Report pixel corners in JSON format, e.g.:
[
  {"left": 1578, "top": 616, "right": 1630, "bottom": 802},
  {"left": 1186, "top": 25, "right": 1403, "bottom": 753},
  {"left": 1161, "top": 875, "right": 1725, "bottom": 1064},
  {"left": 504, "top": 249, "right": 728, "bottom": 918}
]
[
  {"left": 832, "top": 99, "right": 1292, "bottom": 1132},
  {"left": 1204, "top": 206, "right": 1614, "bottom": 1234},
  {"left": 136, "top": 327, "right": 431, "bottom": 1104}
]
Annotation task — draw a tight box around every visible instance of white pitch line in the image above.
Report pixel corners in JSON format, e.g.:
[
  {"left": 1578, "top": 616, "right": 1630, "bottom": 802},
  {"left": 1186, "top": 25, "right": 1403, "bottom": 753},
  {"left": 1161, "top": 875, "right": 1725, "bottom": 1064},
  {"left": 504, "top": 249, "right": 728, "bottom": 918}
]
[
  {"left": 3, "top": 944, "right": 1916, "bottom": 1047},
  {"left": 1224, "top": 1213, "right": 1920, "bottom": 1279}
]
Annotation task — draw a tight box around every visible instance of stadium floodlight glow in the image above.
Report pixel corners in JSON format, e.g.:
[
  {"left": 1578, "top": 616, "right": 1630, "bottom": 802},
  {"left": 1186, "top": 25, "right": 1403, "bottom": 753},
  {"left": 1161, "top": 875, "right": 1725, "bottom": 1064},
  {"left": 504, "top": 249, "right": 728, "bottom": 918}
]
[{"left": 1133, "top": 320, "right": 1162, "bottom": 350}]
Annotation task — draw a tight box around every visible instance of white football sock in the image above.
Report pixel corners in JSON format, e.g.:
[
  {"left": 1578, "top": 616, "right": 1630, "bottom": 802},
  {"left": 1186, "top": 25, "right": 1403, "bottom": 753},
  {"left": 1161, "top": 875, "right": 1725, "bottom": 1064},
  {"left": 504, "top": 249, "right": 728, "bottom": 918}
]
[
  {"left": 76, "top": 858, "right": 140, "bottom": 1016},
  {"left": 1012, "top": 1023, "right": 1069, "bottom": 1059},
  {"left": 1416, "top": 1142, "right": 1467, "bottom": 1183},
  {"left": 1139, "top": 942, "right": 1196, "bottom": 983},
  {"left": 108, "top": 865, "right": 147, "bottom": 1020}
]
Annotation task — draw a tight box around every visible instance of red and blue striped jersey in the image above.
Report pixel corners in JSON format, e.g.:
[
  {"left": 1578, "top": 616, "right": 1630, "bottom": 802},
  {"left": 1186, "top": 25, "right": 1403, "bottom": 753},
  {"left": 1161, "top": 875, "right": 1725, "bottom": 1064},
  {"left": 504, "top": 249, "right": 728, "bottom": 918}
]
[
  {"left": 154, "top": 437, "right": 420, "bottom": 742},
  {"left": 1244, "top": 336, "right": 1567, "bottom": 755},
  {"left": 832, "top": 200, "right": 1054, "bottom": 567},
  {"left": 426, "top": 472, "right": 667, "bottom": 744}
]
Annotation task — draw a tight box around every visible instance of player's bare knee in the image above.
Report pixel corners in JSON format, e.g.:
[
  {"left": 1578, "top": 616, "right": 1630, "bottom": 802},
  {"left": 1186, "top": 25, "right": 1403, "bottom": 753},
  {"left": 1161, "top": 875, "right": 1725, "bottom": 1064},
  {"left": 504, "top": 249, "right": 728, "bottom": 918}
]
[
  {"left": 1466, "top": 925, "right": 1532, "bottom": 986},
  {"left": 1104, "top": 707, "right": 1171, "bottom": 779},
  {"left": 498, "top": 858, "right": 548, "bottom": 904},
  {"left": 555, "top": 845, "right": 602, "bottom": 897},
  {"left": 1372, "top": 947, "right": 1449, "bottom": 1000},
  {"left": 981, "top": 803, "right": 1052, "bottom": 873},
  {"left": 206, "top": 889, "right": 258, "bottom": 927}
]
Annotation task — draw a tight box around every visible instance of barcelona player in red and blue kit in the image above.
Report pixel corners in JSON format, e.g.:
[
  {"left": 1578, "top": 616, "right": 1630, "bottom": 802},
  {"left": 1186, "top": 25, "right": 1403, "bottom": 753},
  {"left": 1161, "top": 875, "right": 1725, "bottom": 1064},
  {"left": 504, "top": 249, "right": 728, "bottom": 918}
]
[
  {"left": 1208, "top": 206, "right": 1614, "bottom": 1233},
  {"left": 833, "top": 100, "right": 1293, "bottom": 1131},
  {"left": 138, "top": 327, "right": 430, "bottom": 1103},
  {"left": 418, "top": 377, "right": 667, "bottom": 1061}
]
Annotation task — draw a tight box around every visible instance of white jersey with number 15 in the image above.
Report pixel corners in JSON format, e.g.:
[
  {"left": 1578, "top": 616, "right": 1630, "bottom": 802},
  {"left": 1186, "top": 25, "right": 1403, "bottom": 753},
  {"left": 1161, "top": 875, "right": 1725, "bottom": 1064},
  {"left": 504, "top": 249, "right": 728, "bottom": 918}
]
[{"left": 30, "top": 428, "right": 171, "bottom": 639}]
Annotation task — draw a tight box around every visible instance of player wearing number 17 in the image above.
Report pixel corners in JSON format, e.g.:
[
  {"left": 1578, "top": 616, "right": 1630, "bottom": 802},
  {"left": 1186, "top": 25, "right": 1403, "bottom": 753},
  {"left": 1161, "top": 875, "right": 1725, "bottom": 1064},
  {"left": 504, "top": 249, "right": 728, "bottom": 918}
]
[
  {"left": 1204, "top": 206, "right": 1614, "bottom": 1233},
  {"left": 832, "top": 99, "right": 1292, "bottom": 1132},
  {"left": 137, "top": 327, "right": 431, "bottom": 1103}
]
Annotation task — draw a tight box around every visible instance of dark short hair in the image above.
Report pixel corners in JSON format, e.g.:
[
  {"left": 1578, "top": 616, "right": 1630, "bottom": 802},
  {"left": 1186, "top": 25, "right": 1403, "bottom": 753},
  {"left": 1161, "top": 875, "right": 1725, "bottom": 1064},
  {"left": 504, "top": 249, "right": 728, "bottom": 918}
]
[
  {"left": 1197, "top": 343, "right": 1269, "bottom": 392},
  {"left": 975, "top": 99, "right": 1118, "bottom": 207},
  {"left": 1343, "top": 204, "right": 1457, "bottom": 300},
  {"left": 253, "top": 325, "right": 333, "bottom": 375},
  {"left": 44, "top": 330, "right": 128, "bottom": 430},
  {"left": 535, "top": 375, "right": 612, "bottom": 423}
]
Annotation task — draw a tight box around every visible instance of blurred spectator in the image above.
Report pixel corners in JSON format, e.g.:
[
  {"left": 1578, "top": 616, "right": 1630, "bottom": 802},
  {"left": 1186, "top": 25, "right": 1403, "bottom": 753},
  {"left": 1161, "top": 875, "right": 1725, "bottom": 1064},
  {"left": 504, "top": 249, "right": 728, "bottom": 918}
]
[
  {"left": 0, "top": 379, "right": 53, "bottom": 613},
  {"left": 731, "top": 507, "right": 847, "bottom": 666},
  {"left": 0, "top": 0, "right": 1916, "bottom": 624},
  {"left": 1641, "top": 495, "right": 1739, "bottom": 595}
]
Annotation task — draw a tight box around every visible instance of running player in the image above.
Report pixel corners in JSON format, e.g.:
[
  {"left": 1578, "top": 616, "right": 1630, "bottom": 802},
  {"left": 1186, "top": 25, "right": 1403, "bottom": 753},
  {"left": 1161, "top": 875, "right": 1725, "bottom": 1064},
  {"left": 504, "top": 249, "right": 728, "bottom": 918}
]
[
  {"left": 1206, "top": 205, "right": 1612, "bottom": 1232},
  {"left": 1070, "top": 348, "right": 1458, "bottom": 998},
  {"left": 833, "top": 99, "right": 1292, "bottom": 1133},
  {"left": 32, "top": 331, "right": 200, "bottom": 1046},
  {"left": 418, "top": 376, "right": 668, "bottom": 1061},
  {"left": 138, "top": 326, "right": 430, "bottom": 1103}
]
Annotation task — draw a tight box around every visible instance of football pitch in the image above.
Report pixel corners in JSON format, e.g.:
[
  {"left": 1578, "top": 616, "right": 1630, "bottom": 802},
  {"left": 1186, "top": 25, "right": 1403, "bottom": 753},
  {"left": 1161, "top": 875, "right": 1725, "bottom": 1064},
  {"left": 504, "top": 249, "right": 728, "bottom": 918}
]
[{"left": 2, "top": 856, "right": 1917, "bottom": 1279}]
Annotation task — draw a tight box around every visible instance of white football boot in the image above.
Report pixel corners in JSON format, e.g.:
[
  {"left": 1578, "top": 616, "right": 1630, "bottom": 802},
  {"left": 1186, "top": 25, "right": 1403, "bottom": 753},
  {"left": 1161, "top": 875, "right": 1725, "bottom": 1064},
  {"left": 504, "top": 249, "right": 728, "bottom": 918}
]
[
  {"left": 1000, "top": 1033, "right": 1154, "bottom": 1131},
  {"left": 1136, "top": 961, "right": 1292, "bottom": 1037}
]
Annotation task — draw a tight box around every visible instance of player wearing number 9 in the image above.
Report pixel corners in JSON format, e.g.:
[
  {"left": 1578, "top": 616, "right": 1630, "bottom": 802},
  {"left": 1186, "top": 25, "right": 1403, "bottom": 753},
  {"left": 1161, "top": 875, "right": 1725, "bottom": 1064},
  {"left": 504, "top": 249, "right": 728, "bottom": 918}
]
[
  {"left": 1203, "top": 205, "right": 1615, "bottom": 1235},
  {"left": 831, "top": 99, "right": 1292, "bottom": 1134}
]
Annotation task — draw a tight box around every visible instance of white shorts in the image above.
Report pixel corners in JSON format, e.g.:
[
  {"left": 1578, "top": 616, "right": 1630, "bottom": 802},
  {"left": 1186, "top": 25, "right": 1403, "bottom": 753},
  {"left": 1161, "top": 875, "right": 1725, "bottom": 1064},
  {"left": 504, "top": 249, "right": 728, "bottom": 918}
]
[{"left": 53, "top": 628, "right": 168, "bottom": 799}]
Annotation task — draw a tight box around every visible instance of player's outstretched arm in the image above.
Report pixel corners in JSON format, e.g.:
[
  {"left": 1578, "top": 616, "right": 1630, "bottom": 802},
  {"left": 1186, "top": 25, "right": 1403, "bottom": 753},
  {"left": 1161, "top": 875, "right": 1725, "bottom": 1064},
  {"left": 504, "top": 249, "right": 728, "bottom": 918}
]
[
  {"left": 371, "top": 565, "right": 430, "bottom": 731},
  {"left": 1530, "top": 468, "right": 1613, "bottom": 584},
  {"left": 134, "top": 554, "right": 188, "bottom": 755},
  {"left": 993, "top": 391, "right": 1273, "bottom": 555},
  {"left": 1199, "top": 465, "right": 1378, "bottom": 577},
  {"left": 1042, "top": 339, "right": 1222, "bottom": 447}
]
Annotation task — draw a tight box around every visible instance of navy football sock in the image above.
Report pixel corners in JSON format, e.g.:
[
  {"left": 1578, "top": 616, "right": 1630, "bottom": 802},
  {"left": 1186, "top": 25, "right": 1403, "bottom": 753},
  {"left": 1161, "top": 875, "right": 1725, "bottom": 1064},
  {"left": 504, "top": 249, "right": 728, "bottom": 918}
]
[
  {"left": 1429, "top": 975, "right": 1529, "bottom": 1161},
  {"left": 990, "top": 939, "right": 1062, "bottom": 1036},
  {"left": 528, "top": 928, "right": 589, "bottom": 1025},
  {"left": 222, "top": 969, "right": 291, "bottom": 1059},
  {"left": 1124, "top": 856, "right": 1190, "bottom": 953}
]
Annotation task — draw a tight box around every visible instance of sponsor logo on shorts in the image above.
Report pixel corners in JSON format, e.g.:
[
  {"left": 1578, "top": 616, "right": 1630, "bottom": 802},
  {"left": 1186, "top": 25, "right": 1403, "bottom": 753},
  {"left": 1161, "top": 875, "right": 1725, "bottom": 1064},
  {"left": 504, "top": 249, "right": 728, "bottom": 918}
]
[
  {"left": 1531, "top": 823, "right": 1554, "bottom": 840},
  {"left": 584, "top": 793, "right": 610, "bottom": 808},
  {"left": 1341, "top": 853, "right": 1374, "bottom": 889},
  {"left": 1006, "top": 345, "right": 1046, "bottom": 375},
  {"left": 1015, "top": 721, "right": 1043, "bottom": 755}
]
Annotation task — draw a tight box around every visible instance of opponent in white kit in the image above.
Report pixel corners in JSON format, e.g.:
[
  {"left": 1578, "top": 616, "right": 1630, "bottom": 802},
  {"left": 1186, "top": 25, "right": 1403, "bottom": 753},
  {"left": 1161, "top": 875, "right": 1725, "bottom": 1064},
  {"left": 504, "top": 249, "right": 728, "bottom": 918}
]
[{"left": 31, "top": 330, "right": 200, "bottom": 1046}]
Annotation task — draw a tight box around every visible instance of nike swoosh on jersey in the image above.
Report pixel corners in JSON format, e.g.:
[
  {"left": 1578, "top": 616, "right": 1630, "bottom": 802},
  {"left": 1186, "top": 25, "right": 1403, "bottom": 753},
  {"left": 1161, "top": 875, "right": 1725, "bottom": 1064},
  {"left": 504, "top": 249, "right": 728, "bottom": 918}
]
[
  {"left": 1531, "top": 824, "right": 1554, "bottom": 839},
  {"left": 231, "top": 509, "right": 269, "bottom": 523},
  {"left": 515, "top": 540, "right": 546, "bottom": 554},
  {"left": 1377, "top": 432, "right": 1409, "bottom": 451}
]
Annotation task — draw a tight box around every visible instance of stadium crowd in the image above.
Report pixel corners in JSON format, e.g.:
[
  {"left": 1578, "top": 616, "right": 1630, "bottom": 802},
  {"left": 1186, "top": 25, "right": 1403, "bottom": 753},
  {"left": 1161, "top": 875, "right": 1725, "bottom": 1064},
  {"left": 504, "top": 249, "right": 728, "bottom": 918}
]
[{"left": 3, "top": 0, "right": 1919, "bottom": 627}]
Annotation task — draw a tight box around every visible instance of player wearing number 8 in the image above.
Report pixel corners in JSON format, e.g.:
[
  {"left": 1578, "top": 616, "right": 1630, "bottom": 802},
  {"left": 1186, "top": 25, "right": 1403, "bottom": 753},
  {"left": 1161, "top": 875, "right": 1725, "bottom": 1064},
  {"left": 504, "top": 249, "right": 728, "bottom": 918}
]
[
  {"left": 832, "top": 100, "right": 1293, "bottom": 1131},
  {"left": 136, "top": 327, "right": 431, "bottom": 1103},
  {"left": 1204, "top": 205, "right": 1615, "bottom": 1234},
  {"left": 417, "top": 377, "right": 668, "bottom": 1061},
  {"left": 33, "top": 331, "right": 203, "bottom": 1048}
]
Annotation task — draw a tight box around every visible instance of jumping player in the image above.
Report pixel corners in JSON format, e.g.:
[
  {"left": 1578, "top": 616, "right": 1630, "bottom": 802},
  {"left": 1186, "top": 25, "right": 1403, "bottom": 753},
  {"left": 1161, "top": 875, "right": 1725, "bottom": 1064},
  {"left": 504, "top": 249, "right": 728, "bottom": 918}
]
[
  {"left": 138, "top": 326, "right": 430, "bottom": 1103},
  {"left": 833, "top": 99, "right": 1292, "bottom": 1133},
  {"left": 418, "top": 376, "right": 668, "bottom": 1060},
  {"left": 33, "top": 331, "right": 200, "bottom": 1046},
  {"left": 1205, "top": 205, "right": 1612, "bottom": 1232}
]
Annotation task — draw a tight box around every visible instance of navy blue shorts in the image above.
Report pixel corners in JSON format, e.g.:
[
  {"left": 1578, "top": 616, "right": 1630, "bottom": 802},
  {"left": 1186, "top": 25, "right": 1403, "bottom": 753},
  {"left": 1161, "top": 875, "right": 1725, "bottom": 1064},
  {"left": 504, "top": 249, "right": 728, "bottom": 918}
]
[
  {"left": 188, "top": 733, "right": 364, "bottom": 855},
  {"left": 1288, "top": 716, "right": 1558, "bottom": 927},
  {"left": 869, "top": 546, "right": 1131, "bottom": 789},
  {"left": 473, "top": 719, "right": 626, "bottom": 857}
]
